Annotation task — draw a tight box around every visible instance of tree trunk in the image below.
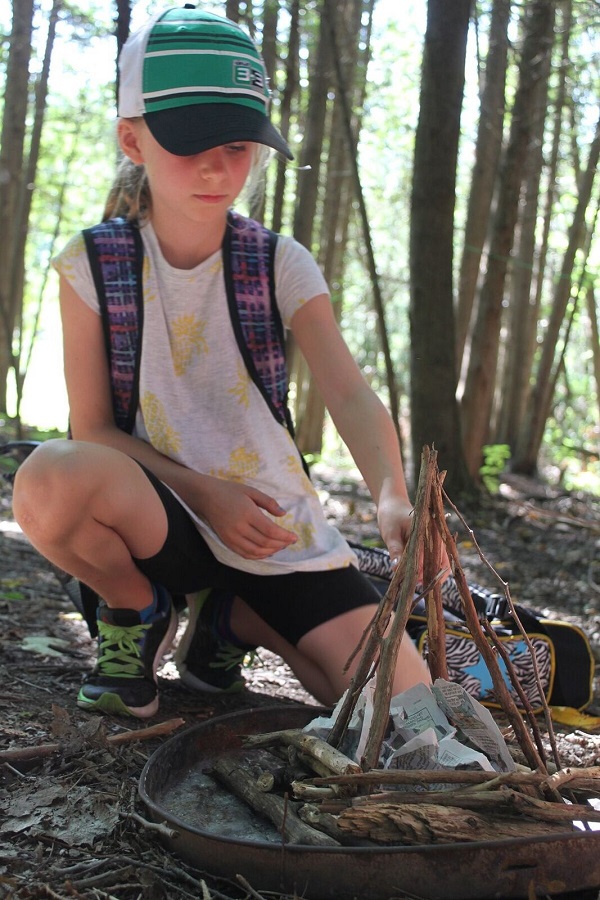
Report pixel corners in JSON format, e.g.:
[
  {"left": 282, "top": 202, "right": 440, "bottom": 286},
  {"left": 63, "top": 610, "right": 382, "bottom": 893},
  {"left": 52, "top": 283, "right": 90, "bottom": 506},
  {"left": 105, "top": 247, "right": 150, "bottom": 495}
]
[
  {"left": 456, "top": 0, "right": 511, "bottom": 370},
  {"left": 289, "top": 0, "right": 334, "bottom": 433},
  {"left": 295, "top": 0, "right": 367, "bottom": 453},
  {"left": 513, "top": 112, "right": 600, "bottom": 474},
  {"left": 409, "top": 0, "right": 473, "bottom": 497},
  {"left": 270, "top": 0, "right": 299, "bottom": 235},
  {"left": 495, "top": 11, "right": 552, "bottom": 446},
  {"left": 504, "top": 0, "right": 572, "bottom": 447},
  {"left": 0, "top": 0, "right": 35, "bottom": 414},
  {"left": 10, "top": 0, "right": 59, "bottom": 423},
  {"left": 115, "top": 0, "right": 132, "bottom": 107},
  {"left": 460, "top": 0, "right": 555, "bottom": 479},
  {"left": 586, "top": 283, "right": 600, "bottom": 427}
]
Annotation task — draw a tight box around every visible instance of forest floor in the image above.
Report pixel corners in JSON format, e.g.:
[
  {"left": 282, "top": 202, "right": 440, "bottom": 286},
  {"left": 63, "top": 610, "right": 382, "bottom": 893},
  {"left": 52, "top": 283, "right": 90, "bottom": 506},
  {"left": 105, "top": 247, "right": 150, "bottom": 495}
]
[{"left": 1, "top": 444, "right": 600, "bottom": 900}]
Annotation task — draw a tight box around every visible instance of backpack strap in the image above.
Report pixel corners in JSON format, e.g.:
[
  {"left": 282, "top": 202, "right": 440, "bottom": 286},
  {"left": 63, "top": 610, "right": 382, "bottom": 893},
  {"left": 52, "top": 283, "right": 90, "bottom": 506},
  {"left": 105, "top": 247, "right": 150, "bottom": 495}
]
[
  {"left": 82, "top": 218, "right": 144, "bottom": 435},
  {"left": 223, "top": 210, "right": 296, "bottom": 435}
]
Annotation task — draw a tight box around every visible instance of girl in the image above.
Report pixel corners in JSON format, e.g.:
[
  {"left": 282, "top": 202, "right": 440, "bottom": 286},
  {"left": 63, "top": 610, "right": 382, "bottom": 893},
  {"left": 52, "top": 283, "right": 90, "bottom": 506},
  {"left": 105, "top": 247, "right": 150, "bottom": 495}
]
[{"left": 13, "top": 5, "right": 431, "bottom": 718}]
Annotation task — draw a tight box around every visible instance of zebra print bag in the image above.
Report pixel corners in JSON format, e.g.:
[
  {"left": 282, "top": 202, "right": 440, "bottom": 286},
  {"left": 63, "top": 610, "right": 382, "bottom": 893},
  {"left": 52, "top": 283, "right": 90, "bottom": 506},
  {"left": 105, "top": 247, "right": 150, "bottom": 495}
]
[{"left": 349, "top": 542, "right": 594, "bottom": 713}]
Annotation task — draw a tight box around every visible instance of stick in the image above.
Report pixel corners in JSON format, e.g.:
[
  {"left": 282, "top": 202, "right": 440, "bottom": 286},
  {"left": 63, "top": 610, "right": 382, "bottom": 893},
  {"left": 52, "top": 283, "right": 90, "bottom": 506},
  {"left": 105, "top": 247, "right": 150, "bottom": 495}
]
[
  {"left": 361, "top": 447, "right": 437, "bottom": 771},
  {"left": 326, "top": 557, "right": 407, "bottom": 749},
  {"left": 423, "top": 475, "right": 449, "bottom": 681},
  {"left": 210, "top": 756, "right": 340, "bottom": 847},
  {"left": 0, "top": 717, "right": 186, "bottom": 763},
  {"left": 307, "top": 768, "right": 578, "bottom": 788},
  {"left": 430, "top": 481, "right": 546, "bottom": 773},
  {"left": 243, "top": 730, "right": 361, "bottom": 776},
  {"left": 349, "top": 789, "right": 600, "bottom": 822},
  {"left": 482, "top": 620, "right": 547, "bottom": 766},
  {"left": 443, "top": 488, "right": 561, "bottom": 770}
]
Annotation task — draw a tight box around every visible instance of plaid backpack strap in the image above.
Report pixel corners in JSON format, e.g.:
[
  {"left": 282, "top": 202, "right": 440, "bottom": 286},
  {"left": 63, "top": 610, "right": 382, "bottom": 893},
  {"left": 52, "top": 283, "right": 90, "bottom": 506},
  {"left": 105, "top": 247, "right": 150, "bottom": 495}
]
[
  {"left": 82, "top": 218, "right": 144, "bottom": 435},
  {"left": 223, "top": 210, "right": 295, "bottom": 433}
]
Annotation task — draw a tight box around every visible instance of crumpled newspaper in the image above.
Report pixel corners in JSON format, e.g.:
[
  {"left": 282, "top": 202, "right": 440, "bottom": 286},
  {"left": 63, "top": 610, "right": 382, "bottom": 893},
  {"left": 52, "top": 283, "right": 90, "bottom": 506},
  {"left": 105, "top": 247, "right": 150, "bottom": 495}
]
[{"left": 304, "top": 678, "right": 515, "bottom": 781}]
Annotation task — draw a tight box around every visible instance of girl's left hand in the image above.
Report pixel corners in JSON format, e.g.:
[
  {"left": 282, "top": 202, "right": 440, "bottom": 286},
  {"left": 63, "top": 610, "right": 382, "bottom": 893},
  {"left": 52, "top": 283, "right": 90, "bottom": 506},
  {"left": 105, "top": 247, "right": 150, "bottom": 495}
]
[
  {"left": 377, "top": 495, "right": 451, "bottom": 583},
  {"left": 377, "top": 495, "right": 415, "bottom": 565}
]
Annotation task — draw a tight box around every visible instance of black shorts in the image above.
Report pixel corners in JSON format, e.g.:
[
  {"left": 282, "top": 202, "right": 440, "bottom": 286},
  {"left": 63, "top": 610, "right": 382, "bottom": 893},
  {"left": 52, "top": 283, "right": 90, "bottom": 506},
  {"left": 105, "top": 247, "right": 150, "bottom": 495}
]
[{"left": 131, "top": 464, "right": 380, "bottom": 645}]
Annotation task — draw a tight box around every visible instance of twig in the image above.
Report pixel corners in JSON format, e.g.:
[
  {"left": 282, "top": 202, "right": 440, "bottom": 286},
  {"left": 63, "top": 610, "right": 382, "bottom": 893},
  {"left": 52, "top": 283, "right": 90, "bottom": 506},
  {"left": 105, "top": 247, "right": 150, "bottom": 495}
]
[
  {"left": 361, "top": 447, "right": 438, "bottom": 771},
  {"left": 0, "top": 717, "right": 185, "bottom": 763},
  {"left": 105, "top": 717, "right": 186, "bottom": 745},
  {"left": 235, "top": 873, "right": 268, "bottom": 900},
  {"left": 443, "top": 488, "right": 561, "bottom": 770},
  {"left": 126, "top": 811, "right": 178, "bottom": 839},
  {"left": 308, "top": 768, "right": 565, "bottom": 787},
  {"left": 431, "top": 482, "right": 546, "bottom": 773},
  {"left": 482, "top": 619, "right": 547, "bottom": 766},
  {"left": 423, "top": 476, "right": 449, "bottom": 681},
  {"left": 326, "top": 556, "right": 408, "bottom": 749},
  {"left": 244, "top": 729, "right": 361, "bottom": 776}
]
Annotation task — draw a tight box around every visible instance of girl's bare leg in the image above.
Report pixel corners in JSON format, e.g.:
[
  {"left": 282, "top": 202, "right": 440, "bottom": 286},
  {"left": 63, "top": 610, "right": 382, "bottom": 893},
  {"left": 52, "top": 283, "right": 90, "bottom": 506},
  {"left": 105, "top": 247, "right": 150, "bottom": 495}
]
[
  {"left": 230, "top": 598, "right": 431, "bottom": 707},
  {"left": 12, "top": 439, "right": 168, "bottom": 610}
]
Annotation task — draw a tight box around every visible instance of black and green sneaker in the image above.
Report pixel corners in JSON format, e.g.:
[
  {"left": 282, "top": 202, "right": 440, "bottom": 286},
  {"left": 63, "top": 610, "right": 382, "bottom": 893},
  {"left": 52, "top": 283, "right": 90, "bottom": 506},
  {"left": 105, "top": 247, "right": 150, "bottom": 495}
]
[
  {"left": 175, "top": 589, "right": 256, "bottom": 694},
  {"left": 77, "top": 586, "right": 177, "bottom": 718}
]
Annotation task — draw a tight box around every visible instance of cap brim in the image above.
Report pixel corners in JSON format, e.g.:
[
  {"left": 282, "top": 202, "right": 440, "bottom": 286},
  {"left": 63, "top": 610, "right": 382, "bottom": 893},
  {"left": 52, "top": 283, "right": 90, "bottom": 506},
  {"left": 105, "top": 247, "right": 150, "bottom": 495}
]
[{"left": 144, "top": 103, "right": 294, "bottom": 160}]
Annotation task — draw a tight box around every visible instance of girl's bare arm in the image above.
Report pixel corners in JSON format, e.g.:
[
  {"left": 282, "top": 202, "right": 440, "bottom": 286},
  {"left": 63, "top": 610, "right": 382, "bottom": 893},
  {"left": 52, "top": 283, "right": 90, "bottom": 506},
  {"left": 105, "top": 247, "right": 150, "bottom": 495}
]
[{"left": 291, "top": 293, "right": 413, "bottom": 561}]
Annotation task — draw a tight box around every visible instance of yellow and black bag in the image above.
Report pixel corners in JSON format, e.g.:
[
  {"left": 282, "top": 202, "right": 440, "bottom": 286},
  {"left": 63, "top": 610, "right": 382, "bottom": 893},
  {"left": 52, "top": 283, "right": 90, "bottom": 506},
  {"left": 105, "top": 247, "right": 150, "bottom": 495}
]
[
  {"left": 406, "top": 603, "right": 595, "bottom": 714},
  {"left": 348, "top": 545, "right": 595, "bottom": 716}
]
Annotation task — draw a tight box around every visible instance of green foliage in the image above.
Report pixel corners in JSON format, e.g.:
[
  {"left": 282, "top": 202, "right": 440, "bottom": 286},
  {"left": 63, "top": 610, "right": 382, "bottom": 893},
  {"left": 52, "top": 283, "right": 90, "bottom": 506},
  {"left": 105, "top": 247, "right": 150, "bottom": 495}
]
[{"left": 480, "top": 444, "right": 511, "bottom": 493}]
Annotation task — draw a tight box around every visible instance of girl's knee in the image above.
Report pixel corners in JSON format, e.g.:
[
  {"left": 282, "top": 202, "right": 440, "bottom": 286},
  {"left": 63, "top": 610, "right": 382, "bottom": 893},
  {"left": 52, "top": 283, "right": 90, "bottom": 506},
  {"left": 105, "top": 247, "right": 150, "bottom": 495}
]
[{"left": 12, "top": 440, "right": 94, "bottom": 537}]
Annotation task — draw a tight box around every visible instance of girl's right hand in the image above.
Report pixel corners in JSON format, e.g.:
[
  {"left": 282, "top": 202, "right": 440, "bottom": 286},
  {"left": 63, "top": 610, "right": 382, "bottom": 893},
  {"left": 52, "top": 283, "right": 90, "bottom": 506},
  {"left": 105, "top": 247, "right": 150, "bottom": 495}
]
[{"left": 195, "top": 477, "right": 298, "bottom": 560}]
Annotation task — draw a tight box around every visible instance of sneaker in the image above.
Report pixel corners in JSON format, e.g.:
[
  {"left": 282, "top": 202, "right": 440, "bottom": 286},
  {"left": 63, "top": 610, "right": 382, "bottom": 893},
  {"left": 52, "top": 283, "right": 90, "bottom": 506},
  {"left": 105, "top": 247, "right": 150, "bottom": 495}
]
[
  {"left": 77, "top": 585, "right": 177, "bottom": 718},
  {"left": 175, "top": 589, "right": 256, "bottom": 693}
]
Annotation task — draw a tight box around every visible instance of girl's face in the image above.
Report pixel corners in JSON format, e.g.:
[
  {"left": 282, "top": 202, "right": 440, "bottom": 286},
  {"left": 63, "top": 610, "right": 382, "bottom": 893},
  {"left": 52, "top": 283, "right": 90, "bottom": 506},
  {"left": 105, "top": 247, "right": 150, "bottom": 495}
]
[{"left": 118, "top": 118, "right": 254, "bottom": 230}]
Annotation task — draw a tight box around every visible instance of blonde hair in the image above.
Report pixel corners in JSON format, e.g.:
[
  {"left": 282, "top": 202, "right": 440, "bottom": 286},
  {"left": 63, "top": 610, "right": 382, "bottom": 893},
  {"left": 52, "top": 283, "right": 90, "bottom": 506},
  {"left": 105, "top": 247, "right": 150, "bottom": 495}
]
[{"left": 103, "top": 119, "right": 271, "bottom": 223}]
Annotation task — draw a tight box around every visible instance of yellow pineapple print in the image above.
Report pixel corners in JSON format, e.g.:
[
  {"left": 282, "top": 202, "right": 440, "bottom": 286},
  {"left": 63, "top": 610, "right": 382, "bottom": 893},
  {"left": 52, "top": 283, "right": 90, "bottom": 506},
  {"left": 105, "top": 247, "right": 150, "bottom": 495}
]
[
  {"left": 170, "top": 314, "right": 208, "bottom": 376},
  {"left": 142, "top": 256, "right": 157, "bottom": 305},
  {"left": 268, "top": 511, "right": 316, "bottom": 552},
  {"left": 228, "top": 362, "right": 250, "bottom": 408},
  {"left": 210, "top": 446, "right": 261, "bottom": 482},
  {"left": 141, "top": 392, "right": 181, "bottom": 456},
  {"left": 59, "top": 233, "right": 86, "bottom": 274}
]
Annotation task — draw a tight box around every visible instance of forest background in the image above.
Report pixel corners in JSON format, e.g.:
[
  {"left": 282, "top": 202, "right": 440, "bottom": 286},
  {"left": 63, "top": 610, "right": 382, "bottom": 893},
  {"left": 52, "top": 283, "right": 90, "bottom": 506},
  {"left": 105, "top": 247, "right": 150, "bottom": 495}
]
[{"left": 0, "top": 0, "right": 599, "bottom": 501}]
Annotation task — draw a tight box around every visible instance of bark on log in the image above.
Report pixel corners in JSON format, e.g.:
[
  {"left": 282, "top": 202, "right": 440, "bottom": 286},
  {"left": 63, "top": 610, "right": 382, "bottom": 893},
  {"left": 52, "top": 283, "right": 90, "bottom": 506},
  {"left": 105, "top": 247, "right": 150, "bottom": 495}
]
[
  {"left": 350, "top": 788, "right": 600, "bottom": 822},
  {"left": 298, "top": 803, "right": 373, "bottom": 846},
  {"left": 336, "top": 803, "right": 573, "bottom": 845}
]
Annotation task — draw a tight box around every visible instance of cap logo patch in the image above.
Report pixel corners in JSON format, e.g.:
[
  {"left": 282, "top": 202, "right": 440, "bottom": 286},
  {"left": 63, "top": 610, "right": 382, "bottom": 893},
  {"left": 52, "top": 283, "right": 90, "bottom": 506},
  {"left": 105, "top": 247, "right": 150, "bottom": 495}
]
[{"left": 233, "top": 59, "right": 265, "bottom": 91}]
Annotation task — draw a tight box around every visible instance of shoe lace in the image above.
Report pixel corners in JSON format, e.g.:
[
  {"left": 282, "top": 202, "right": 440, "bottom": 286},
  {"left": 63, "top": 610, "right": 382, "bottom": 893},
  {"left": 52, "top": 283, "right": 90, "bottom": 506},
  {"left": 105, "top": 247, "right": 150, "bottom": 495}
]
[
  {"left": 209, "top": 642, "right": 257, "bottom": 671},
  {"left": 96, "top": 620, "right": 150, "bottom": 677}
]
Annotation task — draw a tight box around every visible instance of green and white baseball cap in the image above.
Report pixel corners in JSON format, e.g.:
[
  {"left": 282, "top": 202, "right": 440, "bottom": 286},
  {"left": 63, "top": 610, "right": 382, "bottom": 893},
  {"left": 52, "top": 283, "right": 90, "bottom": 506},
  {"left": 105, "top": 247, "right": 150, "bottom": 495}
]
[{"left": 118, "top": 5, "right": 293, "bottom": 159}]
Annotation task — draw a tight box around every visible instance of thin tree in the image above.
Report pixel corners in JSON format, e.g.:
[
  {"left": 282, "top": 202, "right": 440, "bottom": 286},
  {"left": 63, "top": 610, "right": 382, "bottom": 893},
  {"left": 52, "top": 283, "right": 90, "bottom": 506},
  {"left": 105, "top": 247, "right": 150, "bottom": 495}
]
[
  {"left": 289, "top": 0, "right": 334, "bottom": 435},
  {"left": 295, "top": 0, "right": 376, "bottom": 453},
  {"left": 460, "top": 0, "right": 555, "bottom": 478},
  {"left": 409, "top": 0, "right": 473, "bottom": 496},
  {"left": 0, "top": 0, "right": 35, "bottom": 415},
  {"left": 456, "top": 0, "right": 511, "bottom": 369},
  {"left": 495, "top": 3, "right": 554, "bottom": 446},
  {"left": 9, "top": 0, "right": 60, "bottom": 429},
  {"left": 513, "top": 112, "right": 600, "bottom": 474},
  {"left": 270, "top": 0, "right": 299, "bottom": 234}
]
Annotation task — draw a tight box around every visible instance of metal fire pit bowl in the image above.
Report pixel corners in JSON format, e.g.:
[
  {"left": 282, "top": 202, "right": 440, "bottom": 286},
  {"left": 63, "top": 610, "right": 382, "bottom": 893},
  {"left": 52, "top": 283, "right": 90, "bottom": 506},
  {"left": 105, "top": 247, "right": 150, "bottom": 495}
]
[{"left": 139, "top": 705, "right": 600, "bottom": 900}]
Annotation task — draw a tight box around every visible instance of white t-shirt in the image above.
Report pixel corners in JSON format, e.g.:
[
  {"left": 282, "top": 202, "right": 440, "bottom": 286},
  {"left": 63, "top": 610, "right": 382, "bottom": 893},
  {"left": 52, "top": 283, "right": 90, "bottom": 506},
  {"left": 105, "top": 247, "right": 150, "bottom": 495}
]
[{"left": 53, "top": 217, "right": 358, "bottom": 576}]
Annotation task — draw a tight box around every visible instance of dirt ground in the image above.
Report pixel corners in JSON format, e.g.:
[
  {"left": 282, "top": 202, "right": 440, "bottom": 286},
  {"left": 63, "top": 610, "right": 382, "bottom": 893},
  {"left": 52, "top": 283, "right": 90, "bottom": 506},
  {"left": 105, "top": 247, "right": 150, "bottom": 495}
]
[{"left": 1, "top": 453, "right": 600, "bottom": 900}]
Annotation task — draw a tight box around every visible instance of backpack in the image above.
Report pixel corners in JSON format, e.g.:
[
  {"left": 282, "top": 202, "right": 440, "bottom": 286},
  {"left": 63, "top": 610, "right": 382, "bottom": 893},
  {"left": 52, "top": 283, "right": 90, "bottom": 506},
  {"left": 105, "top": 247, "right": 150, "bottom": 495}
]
[{"left": 349, "top": 543, "right": 595, "bottom": 715}]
